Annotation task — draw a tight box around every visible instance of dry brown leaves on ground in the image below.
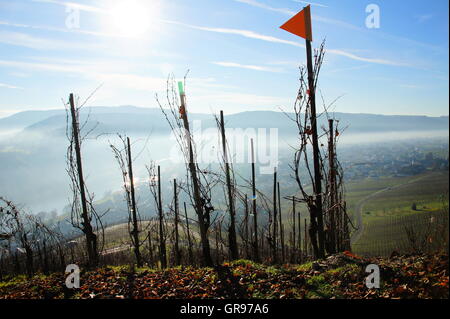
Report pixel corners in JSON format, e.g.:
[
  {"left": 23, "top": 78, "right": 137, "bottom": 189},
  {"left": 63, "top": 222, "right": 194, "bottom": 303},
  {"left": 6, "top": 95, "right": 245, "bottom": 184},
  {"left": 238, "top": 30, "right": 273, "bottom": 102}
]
[{"left": 0, "top": 253, "right": 447, "bottom": 299}]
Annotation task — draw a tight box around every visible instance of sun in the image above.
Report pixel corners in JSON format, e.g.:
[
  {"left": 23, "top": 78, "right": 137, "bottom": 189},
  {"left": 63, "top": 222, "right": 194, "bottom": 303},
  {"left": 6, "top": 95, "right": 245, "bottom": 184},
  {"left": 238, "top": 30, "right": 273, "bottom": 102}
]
[{"left": 107, "top": 0, "right": 157, "bottom": 38}]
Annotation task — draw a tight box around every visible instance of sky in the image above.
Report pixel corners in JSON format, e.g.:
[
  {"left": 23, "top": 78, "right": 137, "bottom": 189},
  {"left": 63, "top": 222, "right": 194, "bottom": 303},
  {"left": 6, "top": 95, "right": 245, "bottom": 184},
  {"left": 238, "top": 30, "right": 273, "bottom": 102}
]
[{"left": 0, "top": 0, "right": 448, "bottom": 118}]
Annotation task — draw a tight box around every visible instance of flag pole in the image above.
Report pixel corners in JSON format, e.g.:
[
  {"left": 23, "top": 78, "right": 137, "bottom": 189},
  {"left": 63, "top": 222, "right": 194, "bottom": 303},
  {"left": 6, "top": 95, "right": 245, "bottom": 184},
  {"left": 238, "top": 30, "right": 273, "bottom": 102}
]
[
  {"left": 305, "top": 37, "right": 325, "bottom": 259},
  {"left": 279, "top": 5, "right": 325, "bottom": 258},
  {"left": 303, "top": 5, "right": 325, "bottom": 259}
]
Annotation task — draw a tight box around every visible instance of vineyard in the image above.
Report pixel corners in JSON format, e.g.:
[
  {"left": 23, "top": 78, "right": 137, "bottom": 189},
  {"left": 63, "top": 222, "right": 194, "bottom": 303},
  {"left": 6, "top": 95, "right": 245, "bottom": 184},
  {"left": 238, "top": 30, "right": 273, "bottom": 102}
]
[
  {"left": 0, "top": 0, "right": 448, "bottom": 302},
  {"left": 353, "top": 210, "right": 448, "bottom": 257},
  {"left": 49, "top": 171, "right": 449, "bottom": 268},
  {"left": 351, "top": 171, "right": 449, "bottom": 257}
]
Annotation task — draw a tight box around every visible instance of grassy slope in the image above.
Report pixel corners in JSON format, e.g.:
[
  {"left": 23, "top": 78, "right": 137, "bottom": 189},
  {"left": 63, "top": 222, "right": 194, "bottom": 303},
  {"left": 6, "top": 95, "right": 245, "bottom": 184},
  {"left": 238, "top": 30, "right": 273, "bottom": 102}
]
[
  {"left": 362, "top": 171, "right": 448, "bottom": 220},
  {"left": 344, "top": 172, "right": 446, "bottom": 220},
  {"left": 351, "top": 171, "right": 449, "bottom": 256}
]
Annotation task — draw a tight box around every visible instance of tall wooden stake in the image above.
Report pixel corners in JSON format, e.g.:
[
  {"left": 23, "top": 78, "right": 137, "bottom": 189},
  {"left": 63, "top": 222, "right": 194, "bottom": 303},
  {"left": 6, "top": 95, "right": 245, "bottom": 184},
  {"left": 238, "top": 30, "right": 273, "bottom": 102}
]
[
  {"left": 215, "top": 223, "right": 220, "bottom": 265},
  {"left": 250, "top": 138, "right": 259, "bottom": 262},
  {"left": 272, "top": 167, "right": 278, "bottom": 263},
  {"left": 220, "top": 110, "right": 238, "bottom": 260},
  {"left": 328, "top": 119, "right": 337, "bottom": 254},
  {"left": 278, "top": 182, "right": 285, "bottom": 263},
  {"left": 304, "top": 218, "right": 308, "bottom": 257},
  {"left": 127, "top": 137, "right": 142, "bottom": 267},
  {"left": 147, "top": 231, "right": 154, "bottom": 266},
  {"left": 184, "top": 202, "right": 194, "bottom": 265},
  {"left": 69, "top": 93, "right": 98, "bottom": 268},
  {"left": 343, "top": 201, "right": 351, "bottom": 251},
  {"left": 173, "top": 179, "right": 181, "bottom": 265},
  {"left": 292, "top": 197, "right": 296, "bottom": 263},
  {"left": 179, "top": 85, "right": 213, "bottom": 266},
  {"left": 244, "top": 194, "right": 249, "bottom": 259},
  {"left": 306, "top": 38, "right": 325, "bottom": 259},
  {"left": 157, "top": 166, "right": 167, "bottom": 268},
  {"left": 298, "top": 211, "right": 302, "bottom": 262}
]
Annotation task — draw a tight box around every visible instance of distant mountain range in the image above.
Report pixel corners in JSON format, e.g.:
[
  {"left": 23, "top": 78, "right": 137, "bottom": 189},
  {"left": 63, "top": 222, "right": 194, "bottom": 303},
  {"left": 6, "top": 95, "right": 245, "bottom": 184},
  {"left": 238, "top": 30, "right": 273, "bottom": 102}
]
[
  {"left": 0, "top": 105, "right": 448, "bottom": 222},
  {"left": 1, "top": 106, "right": 448, "bottom": 136}
]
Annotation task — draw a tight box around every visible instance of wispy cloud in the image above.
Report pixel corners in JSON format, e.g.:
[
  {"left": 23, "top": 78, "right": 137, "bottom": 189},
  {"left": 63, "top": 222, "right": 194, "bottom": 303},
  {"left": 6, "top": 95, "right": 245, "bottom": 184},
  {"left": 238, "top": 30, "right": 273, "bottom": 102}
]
[
  {"left": 0, "top": 82, "right": 24, "bottom": 89},
  {"left": 10, "top": 0, "right": 414, "bottom": 68},
  {"left": 32, "top": 0, "right": 441, "bottom": 55},
  {"left": 0, "top": 30, "right": 104, "bottom": 51},
  {"left": 0, "top": 58, "right": 286, "bottom": 112},
  {"left": 327, "top": 49, "right": 409, "bottom": 67},
  {"left": 293, "top": 0, "right": 329, "bottom": 8},
  {"left": 399, "top": 84, "right": 425, "bottom": 89},
  {"left": 266, "top": 60, "right": 300, "bottom": 67},
  {"left": 234, "top": 0, "right": 358, "bottom": 30},
  {"left": 31, "top": 0, "right": 105, "bottom": 13},
  {"left": 0, "top": 58, "right": 165, "bottom": 91},
  {"left": 28, "top": 0, "right": 401, "bottom": 66},
  {"left": 233, "top": 0, "right": 295, "bottom": 15},
  {"left": 163, "top": 19, "right": 302, "bottom": 47},
  {"left": 10, "top": 71, "right": 31, "bottom": 78},
  {"left": 415, "top": 14, "right": 433, "bottom": 23},
  {"left": 300, "top": 3, "right": 441, "bottom": 55},
  {"left": 234, "top": 0, "right": 441, "bottom": 50},
  {"left": 0, "top": 59, "right": 89, "bottom": 74},
  {"left": 0, "top": 30, "right": 68, "bottom": 50},
  {"left": 165, "top": 20, "right": 407, "bottom": 67},
  {"left": 0, "top": 21, "right": 181, "bottom": 59},
  {"left": 212, "top": 61, "right": 282, "bottom": 72},
  {"left": 0, "top": 20, "right": 124, "bottom": 38},
  {"left": 0, "top": 58, "right": 228, "bottom": 93},
  {"left": 0, "top": 19, "right": 407, "bottom": 67}
]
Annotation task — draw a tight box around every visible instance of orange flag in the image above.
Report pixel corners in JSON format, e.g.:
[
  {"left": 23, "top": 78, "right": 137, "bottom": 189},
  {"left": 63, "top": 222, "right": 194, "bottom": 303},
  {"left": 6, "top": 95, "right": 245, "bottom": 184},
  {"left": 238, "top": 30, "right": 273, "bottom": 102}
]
[{"left": 280, "top": 5, "right": 312, "bottom": 41}]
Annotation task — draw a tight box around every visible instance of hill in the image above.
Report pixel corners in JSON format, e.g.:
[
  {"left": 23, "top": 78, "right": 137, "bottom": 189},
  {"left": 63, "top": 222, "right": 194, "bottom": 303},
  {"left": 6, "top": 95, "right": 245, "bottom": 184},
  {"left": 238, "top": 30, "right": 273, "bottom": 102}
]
[
  {"left": 1, "top": 107, "right": 449, "bottom": 136},
  {"left": 0, "top": 106, "right": 448, "bottom": 218}
]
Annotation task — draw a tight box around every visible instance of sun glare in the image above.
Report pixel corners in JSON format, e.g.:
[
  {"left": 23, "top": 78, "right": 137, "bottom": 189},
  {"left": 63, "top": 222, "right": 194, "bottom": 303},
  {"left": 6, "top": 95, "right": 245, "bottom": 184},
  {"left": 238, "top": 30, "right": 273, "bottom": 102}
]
[{"left": 107, "top": 0, "right": 157, "bottom": 38}]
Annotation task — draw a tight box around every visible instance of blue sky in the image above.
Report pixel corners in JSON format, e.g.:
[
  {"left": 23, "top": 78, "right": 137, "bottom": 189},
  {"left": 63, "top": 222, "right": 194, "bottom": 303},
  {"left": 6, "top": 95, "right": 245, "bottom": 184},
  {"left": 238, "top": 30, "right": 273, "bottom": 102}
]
[{"left": 0, "top": 0, "right": 448, "bottom": 118}]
